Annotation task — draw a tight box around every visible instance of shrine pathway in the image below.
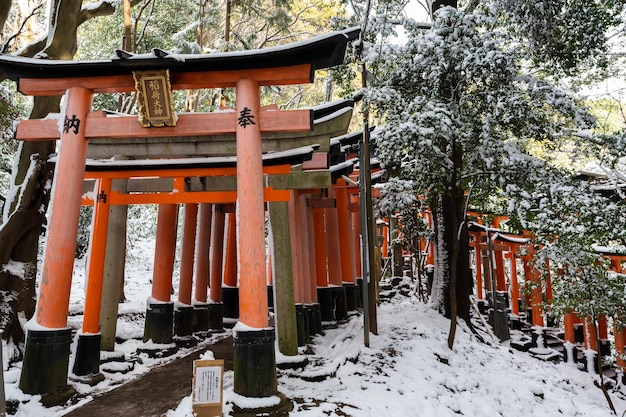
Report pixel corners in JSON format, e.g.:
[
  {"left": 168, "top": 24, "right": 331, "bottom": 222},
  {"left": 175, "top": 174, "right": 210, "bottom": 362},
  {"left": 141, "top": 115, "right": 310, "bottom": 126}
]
[{"left": 62, "top": 335, "right": 234, "bottom": 417}]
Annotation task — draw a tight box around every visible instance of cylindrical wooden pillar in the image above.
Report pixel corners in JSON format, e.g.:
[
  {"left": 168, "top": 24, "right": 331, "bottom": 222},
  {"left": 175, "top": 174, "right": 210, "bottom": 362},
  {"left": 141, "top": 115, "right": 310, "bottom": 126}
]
[
  {"left": 179, "top": 203, "right": 198, "bottom": 305},
  {"left": 336, "top": 181, "right": 355, "bottom": 284},
  {"left": 222, "top": 211, "right": 239, "bottom": 319},
  {"left": 35, "top": 87, "right": 93, "bottom": 327},
  {"left": 233, "top": 78, "right": 276, "bottom": 398},
  {"left": 289, "top": 192, "right": 304, "bottom": 304},
  {"left": 21, "top": 87, "right": 93, "bottom": 395},
  {"left": 208, "top": 204, "right": 225, "bottom": 330},
  {"left": 194, "top": 203, "right": 212, "bottom": 303},
  {"left": 474, "top": 239, "right": 483, "bottom": 300},
  {"left": 100, "top": 175, "right": 129, "bottom": 352},
  {"left": 325, "top": 189, "right": 342, "bottom": 287},
  {"left": 210, "top": 204, "right": 226, "bottom": 303},
  {"left": 73, "top": 177, "right": 111, "bottom": 376},
  {"left": 143, "top": 204, "right": 178, "bottom": 344},
  {"left": 193, "top": 203, "right": 212, "bottom": 332},
  {"left": 268, "top": 201, "right": 298, "bottom": 356},
  {"left": 175, "top": 203, "right": 198, "bottom": 337}
]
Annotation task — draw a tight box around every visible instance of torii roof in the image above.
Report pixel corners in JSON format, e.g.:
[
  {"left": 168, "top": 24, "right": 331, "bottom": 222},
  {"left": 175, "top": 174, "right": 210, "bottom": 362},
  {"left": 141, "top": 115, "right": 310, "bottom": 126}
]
[{"left": 0, "top": 27, "right": 360, "bottom": 83}]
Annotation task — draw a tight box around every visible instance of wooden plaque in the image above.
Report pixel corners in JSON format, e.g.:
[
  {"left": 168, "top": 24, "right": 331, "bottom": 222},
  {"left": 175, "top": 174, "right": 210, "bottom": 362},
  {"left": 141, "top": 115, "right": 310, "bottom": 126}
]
[{"left": 133, "top": 69, "right": 177, "bottom": 127}]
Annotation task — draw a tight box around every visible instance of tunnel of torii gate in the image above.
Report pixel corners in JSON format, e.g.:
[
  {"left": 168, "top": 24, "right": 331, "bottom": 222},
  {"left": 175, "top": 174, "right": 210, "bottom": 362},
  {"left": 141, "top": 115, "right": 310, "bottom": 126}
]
[
  {"left": 0, "top": 27, "right": 365, "bottom": 399},
  {"left": 466, "top": 220, "right": 626, "bottom": 374}
]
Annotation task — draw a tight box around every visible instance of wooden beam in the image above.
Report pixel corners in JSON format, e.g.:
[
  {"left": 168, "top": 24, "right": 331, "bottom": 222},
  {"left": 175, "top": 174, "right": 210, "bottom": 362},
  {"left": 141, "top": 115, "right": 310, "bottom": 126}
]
[
  {"left": 18, "top": 64, "right": 312, "bottom": 96},
  {"left": 83, "top": 164, "right": 290, "bottom": 180},
  {"left": 82, "top": 187, "right": 290, "bottom": 205},
  {"left": 15, "top": 109, "right": 312, "bottom": 141}
]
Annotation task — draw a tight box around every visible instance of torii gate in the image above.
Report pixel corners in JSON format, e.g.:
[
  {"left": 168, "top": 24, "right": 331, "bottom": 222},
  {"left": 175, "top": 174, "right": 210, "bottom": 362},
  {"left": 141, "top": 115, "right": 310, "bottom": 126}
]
[{"left": 0, "top": 27, "right": 360, "bottom": 399}]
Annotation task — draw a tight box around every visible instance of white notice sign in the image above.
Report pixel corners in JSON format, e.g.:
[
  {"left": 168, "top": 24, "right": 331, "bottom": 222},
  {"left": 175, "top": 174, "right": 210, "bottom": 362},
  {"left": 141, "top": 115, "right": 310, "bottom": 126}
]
[
  {"left": 193, "top": 359, "right": 224, "bottom": 410},
  {"left": 195, "top": 365, "right": 221, "bottom": 403}
]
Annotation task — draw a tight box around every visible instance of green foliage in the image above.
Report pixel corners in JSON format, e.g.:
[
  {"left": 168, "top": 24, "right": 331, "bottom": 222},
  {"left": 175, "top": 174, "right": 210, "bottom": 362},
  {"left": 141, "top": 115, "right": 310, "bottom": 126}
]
[{"left": 494, "top": 0, "right": 623, "bottom": 76}]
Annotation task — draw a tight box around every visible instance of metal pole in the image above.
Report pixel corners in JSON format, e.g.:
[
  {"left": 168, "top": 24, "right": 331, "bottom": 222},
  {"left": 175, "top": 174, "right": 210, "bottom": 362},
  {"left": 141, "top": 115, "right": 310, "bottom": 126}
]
[
  {"left": 358, "top": 0, "right": 373, "bottom": 348},
  {"left": 360, "top": 139, "right": 370, "bottom": 347}
]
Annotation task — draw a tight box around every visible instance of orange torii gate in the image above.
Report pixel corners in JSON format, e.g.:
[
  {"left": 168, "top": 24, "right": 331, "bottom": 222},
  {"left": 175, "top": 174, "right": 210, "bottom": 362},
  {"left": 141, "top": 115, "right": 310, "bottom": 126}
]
[{"left": 2, "top": 27, "right": 360, "bottom": 401}]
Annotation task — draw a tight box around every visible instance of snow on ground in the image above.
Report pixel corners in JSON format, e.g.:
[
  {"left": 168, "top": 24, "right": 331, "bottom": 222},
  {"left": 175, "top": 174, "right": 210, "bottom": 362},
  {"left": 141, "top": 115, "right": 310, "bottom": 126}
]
[{"left": 3, "top": 235, "right": 626, "bottom": 416}]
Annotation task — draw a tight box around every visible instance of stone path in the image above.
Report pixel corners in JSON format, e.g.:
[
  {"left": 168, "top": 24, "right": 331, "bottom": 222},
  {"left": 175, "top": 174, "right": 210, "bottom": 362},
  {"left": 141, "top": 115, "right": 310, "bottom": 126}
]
[{"left": 62, "top": 336, "right": 233, "bottom": 417}]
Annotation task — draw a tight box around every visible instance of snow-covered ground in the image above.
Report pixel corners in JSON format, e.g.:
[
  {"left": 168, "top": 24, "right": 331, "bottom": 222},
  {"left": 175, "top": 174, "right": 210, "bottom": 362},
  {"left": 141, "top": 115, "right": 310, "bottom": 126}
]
[{"left": 3, "top": 235, "right": 626, "bottom": 416}]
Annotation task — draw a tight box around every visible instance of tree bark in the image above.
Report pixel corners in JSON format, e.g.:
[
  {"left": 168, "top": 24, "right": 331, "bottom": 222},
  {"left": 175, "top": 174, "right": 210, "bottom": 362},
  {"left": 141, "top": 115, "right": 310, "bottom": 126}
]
[{"left": 0, "top": 0, "right": 11, "bottom": 34}]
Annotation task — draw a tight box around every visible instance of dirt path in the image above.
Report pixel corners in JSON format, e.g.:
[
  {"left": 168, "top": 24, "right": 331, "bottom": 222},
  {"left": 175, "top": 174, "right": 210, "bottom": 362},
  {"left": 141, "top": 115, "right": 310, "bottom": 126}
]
[{"left": 62, "top": 336, "right": 233, "bottom": 417}]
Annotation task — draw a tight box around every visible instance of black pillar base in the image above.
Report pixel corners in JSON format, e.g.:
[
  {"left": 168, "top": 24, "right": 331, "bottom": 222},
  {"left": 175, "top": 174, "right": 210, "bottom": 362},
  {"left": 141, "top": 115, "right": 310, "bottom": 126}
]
[
  {"left": 295, "top": 304, "right": 308, "bottom": 347},
  {"left": 193, "top": 303, "right": 210, "bottom": 333},
  {"left": 174, "top": 305, "right": 194, "bottom": 337},
  {"left": 531, "top": 327, "right": 547, "bottom": 349},
  {"left": 344, "top": 283, "right": 357, "bottom": 312},
  {"left": 356, "top": 278, "right": 363, "bottom": 308},
  {"left": 333, "top": 286, "right": 348, "bottom": 321},
  {"left": 600, "top": 339, "right": 611, "bottom": 357},
  {"left": 574, "top": 323, "right": 584, "bottom": 343},
  {"left": 317, "top": 287, "right": 335, "bottom": 322},
  {"left": 305, "top": 304, "right": 317, "bottom": 336},
  {"left": 267, "top": 285, "right": 274, "bottom": 310},
  {"left": 584, "top": 351, "right": 600, "bottom": 373},
  {"left": 233, "top": 328, "right": 277, "bottom": 398},
  {"left": 143, "top": 302, "right": 174, "bottom": 344},
  {"left": 72, "top": 333, "right": 102, "bottom": 376},
  {"left": 312, "top": 303, "right": 322, "bottom": 335},
  {"left": 509, "top": 315, "right": 522, "bottom": 331},
  {"left": 222, "top": 287, "right": 240, "bottom": 319},
  {"left": 563, "top": 344, "right": 580, "bottom": 364},
  {"left": 19, "top": 328, "right": 72, "bottom": 395},
  {"left": 232, "top": 391, "right": 292, "bottom": 417},
  {"left": 208, "top": 302, "right": 224, "bottom": 331}
]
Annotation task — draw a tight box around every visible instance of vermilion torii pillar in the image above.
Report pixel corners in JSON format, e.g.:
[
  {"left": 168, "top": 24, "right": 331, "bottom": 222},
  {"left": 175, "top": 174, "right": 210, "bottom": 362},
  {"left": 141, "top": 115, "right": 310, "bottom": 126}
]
[
  {"left": 20, "top": 87, "right": 93, "bottom": 394},
  {"left": 233, "top": 78, "right": 277, "bottom": 397},
  {"left": 194, "top": 203, "right": 212, "bottom": 332},
  {"left": 208, "top": 204, "right": 226, "bottom": 330},
  {"left": 73, "top": 177, "right": 112, "bottom": 377},
  {"left": 175, "top": 203, "right": 198, "bottom": 338},
  {"left": 144, "top": 204, "right": 179, "bottom": 344}
]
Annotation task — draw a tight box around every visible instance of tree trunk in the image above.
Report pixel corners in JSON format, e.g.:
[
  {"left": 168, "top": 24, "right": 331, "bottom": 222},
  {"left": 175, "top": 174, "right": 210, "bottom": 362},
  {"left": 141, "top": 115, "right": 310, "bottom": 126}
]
[
  {"left": 390, "top": 216, "right": 403, "bottom": 277},
  {"left": 0, "top": 0, "right": 11, "bottom": 34}
]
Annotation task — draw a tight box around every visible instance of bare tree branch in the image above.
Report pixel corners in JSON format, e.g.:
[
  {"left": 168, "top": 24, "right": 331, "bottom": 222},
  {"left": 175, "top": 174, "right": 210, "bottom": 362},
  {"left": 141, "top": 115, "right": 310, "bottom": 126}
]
[{"left": 1, "top": 3, "right": 44, "bottom": 54}]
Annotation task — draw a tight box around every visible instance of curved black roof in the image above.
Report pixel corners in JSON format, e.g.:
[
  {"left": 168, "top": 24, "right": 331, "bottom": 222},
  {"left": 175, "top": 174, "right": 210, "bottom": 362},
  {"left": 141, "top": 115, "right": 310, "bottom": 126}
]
[{"left": 0, "top": 27, "right": 360, "bottom": 81}]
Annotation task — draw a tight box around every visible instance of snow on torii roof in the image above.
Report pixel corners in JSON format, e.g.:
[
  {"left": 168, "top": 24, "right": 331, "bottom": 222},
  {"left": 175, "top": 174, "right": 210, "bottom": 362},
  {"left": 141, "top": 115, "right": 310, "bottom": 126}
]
[
  {"left": 0, "top": 27, "right": 361, "bottom": 82},
  {"left": 468, "top": 222, "right": 529, "bottom": 245}
]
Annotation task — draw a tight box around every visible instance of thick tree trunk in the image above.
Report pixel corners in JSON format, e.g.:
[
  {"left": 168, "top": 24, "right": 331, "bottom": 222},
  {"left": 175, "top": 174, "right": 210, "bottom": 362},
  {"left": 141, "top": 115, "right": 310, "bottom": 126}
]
[{"left": 0, "top": 0, "right": 11, "bottom": 34}]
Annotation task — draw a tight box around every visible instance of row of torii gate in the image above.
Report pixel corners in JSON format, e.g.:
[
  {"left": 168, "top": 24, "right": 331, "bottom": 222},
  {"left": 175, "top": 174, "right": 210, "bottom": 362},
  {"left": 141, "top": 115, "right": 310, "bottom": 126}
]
[
  {"left": 460, "top": 220, "right": 626, "bottom": 374},
  {"left": 0, "top": 27, "right": 382, "bottom": 403}
]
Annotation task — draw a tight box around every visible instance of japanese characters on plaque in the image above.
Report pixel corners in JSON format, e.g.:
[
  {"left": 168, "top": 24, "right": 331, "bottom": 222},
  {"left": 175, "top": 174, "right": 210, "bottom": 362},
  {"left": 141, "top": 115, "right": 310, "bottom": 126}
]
[{"left": 132, "top": 69, "right": 177, "bottom": 127}]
